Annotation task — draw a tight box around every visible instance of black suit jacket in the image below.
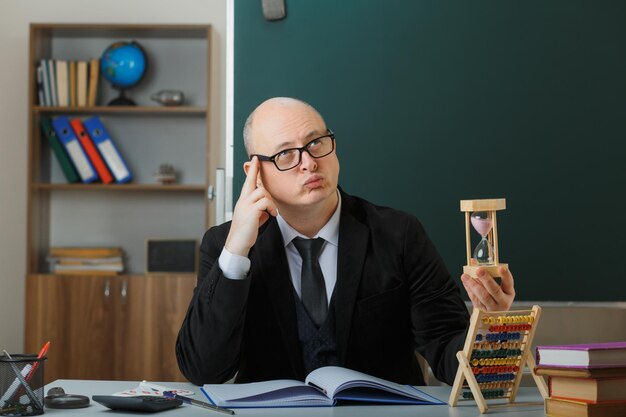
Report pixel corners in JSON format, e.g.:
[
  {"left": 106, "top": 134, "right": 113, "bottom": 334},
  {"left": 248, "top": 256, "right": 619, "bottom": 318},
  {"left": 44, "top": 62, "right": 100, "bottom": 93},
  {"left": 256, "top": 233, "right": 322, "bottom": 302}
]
[{"left": 176, "top": 190, "right": 469, "bottom": 386}]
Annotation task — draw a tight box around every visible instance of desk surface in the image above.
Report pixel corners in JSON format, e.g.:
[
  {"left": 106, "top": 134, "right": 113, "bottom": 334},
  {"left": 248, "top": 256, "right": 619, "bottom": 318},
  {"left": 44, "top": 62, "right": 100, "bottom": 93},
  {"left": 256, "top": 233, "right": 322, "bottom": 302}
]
[{"left": 45, "top": 380, "right": 546, "bottom": 416}]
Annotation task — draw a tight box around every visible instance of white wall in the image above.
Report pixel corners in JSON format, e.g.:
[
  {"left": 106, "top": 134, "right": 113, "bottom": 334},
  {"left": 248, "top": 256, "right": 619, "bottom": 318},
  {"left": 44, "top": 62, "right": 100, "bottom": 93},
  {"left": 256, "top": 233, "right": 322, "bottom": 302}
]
[{"left": 0, "top": 0, "right": 227, "bottom": 353}]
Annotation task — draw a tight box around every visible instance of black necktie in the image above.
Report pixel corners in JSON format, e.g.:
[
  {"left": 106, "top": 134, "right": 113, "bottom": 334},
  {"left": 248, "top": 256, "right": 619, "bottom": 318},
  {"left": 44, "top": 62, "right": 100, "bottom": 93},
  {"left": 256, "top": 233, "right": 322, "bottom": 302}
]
[{"left": 292, "top": 237, "right": 328, "bottom": 327}]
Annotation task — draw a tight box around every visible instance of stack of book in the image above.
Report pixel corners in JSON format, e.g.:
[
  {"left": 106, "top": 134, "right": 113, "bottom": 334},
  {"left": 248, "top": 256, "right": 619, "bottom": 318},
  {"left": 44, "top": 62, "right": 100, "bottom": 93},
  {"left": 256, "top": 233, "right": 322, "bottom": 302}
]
[
  {"left": 48, "top": 247, "right": 124, "bottom": 275},
  {"left": 535, "top": 342, "right": 626, "bottom": 417},
  {"left": 36, "top": 59, "right": 99, "bottom": 107}
]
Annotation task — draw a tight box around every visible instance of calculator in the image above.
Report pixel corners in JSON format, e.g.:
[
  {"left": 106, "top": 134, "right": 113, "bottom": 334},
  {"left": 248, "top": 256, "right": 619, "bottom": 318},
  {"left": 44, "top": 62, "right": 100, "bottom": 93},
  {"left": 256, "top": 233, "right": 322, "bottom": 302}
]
[{"left": 92, "top": 395, "right": 183, "bottom": 413}]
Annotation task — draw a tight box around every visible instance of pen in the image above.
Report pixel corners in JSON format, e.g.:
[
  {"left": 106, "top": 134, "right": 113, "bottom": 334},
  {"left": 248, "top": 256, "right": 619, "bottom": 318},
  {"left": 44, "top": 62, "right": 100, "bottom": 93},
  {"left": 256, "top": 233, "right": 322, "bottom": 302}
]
[
  {"left": 1, "top": 350, "right": 44, "bottom": 411},
  {"left": 163, "top": 391, "right": 235, "bottom": 415},
  {"left": 21, "top": 341, "right": 50, "bottom": 388},
  {"left": 12, "top": 341, "right": 50, "bottom": 401}
]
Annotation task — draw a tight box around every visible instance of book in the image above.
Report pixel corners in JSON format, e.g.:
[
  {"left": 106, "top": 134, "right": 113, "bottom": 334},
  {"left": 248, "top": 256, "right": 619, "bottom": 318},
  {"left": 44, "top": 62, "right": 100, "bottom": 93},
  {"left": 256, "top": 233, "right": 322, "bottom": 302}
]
[
  {"left": 87, "top": 58, "right": 99, "bottom": 106},
  {"left": 537, "top": 342, "right": 626, "bottom": 368},
  {"left": 535, "top": 366, "right": 626, "bottom": 379},
  {"left": 545, "top": 397, "right": 626, "bottom": 417},
  {"left": 70, "top": 118, "right": 114, "bottom": 184},
  {"left": 549, "top": 375, "right": 626, "bottom": 403},
  {"left": 51, "top": 116, "right": 98, "bottom": 183},
  {"left": 55, "top": 60, "right": 69, "bottom": 106},
  {"left": 69, "top": 61, "right": 77, "bottom": 107},
  {"left": 47, "top": 59, "right": 58, "bottom": 106},
  {"left": 40, "top": 116, "right": 80, "bottom": 183},
  {"left": 76, "top": 61, "right": 88, "bottom": 107},
  {"left": 201, "top": 366, "right": 445, "bottom": 408},
  {"left": 39, "top": 60, "right": 52, "bottom": 106},
  {"left": 49, "top": 247, "right": 122, "bottom": 258},
  {"left": 53, "top": 263, "right": 123, "bottom": 273},
  {"left": 35, "top": 63, "right": 45, "bottom": 106},
  {"left": 83, "top": 116, "right": 132, "bottom": 183}
]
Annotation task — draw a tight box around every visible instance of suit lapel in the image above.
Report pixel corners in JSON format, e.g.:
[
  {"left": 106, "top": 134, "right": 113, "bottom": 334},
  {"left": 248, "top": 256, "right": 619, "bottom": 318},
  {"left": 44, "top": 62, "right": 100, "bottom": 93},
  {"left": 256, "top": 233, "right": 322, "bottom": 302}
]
[
  {"left": 333, "top": 195, "right": 369, "bottom": 365},
  {"left": 253, "top": 219, "right": 305, "bottom": 378}
]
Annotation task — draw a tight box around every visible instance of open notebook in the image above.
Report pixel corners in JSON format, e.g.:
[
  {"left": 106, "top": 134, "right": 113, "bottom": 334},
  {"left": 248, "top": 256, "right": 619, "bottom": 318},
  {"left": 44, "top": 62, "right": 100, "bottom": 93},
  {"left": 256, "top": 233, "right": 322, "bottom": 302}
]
[{"left": 201, "top": 366, "right": 444, "bottom": 408}]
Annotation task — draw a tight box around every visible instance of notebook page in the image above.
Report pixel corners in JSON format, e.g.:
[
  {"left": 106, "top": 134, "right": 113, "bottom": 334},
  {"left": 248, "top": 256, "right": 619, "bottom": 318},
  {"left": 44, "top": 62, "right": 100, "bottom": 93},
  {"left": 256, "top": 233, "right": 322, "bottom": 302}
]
[
  {"left": 202, "top": 380, "right": 331, "bottom": 407},
  {"left": 305, "top": 366, "right": 437, "bottom": 402}
]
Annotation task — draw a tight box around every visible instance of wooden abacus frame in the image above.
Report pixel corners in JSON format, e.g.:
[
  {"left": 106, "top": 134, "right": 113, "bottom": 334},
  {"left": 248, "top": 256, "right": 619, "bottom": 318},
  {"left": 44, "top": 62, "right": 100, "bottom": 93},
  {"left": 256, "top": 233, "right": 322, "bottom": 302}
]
[{"left": 449, "top": 305, "right": 548, "bottom": 413}]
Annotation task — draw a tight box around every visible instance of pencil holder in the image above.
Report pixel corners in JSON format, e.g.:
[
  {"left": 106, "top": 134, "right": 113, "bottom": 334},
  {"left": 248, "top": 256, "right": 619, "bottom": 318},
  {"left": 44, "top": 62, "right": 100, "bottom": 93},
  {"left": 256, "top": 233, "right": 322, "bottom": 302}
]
[{"left": 0, "top": 354, "right": 45, "bottom": 416}]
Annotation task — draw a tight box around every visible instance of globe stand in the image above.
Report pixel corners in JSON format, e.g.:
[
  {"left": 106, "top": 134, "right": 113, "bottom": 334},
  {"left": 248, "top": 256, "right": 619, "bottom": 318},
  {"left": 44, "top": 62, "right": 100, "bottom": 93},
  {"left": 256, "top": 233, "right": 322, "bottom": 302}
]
[{"left": 108, "top": 88, "right": 136, "bottom": 106}]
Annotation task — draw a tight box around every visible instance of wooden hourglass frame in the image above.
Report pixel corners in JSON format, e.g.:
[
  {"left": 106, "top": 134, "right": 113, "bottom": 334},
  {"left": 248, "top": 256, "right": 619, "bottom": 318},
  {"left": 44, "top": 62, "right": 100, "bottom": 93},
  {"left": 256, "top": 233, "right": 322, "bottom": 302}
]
[{"left": 461, "top": 198, "right": 507, "bottom": 279}]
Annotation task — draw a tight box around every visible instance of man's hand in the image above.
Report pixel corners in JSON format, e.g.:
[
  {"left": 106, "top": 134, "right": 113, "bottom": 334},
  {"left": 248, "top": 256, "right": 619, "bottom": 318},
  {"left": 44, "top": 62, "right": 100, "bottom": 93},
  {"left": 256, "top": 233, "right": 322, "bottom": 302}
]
[
  {"left": 225, "top": 156, "right": 278, "bottom": 257},
  {"left": 461, "top": 266, "right": 515, "bottom": 311}
]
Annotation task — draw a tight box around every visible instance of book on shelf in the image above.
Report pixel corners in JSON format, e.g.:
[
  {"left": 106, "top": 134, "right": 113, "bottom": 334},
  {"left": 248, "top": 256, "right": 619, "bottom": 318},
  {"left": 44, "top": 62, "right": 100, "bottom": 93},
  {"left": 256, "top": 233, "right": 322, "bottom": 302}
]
[
  {"left": 55, "top": 60, "right": 69, "bottom": 107},
  {"left": 545, "top": 397, "right": 626, "bottom": 417},
  {"left": 548, "top": 374, "right": 626, "bottom": 403},
  {"left": 537, "top": 342, "right": 626, "bottom": 368},
  {"left": 87, "top": 58, "right": 99, "bottom": 106},
  {"left": 76, "top": 61, "right": 88, "bottom": 107},
  {"left": 52, "top": 263, "right": 123, "bottom": 274},
  {"left": 47, "top": 60, "right": 58, "bottom": 106},
  {"left": 200, "top": 366, "right": 444, "bottom": 408},
  {"left": 47, "top": 247, "right": 124, "bottom": 275},
  {"left": 70, "top": 118, "right": 114, "bottom": 184},
  {"left": 36, "top": 63, "right": 45, "bottom": 106},
  {"left": 38, "top": 60, "right": 52, "bottom": 106},
  {"left": 49, "top": 247, "right": 122, "bottom": 258},
  {"left": 40, "top": 116, "right": 80, "bottom": 183},
  {"left": 69, "top": 61, "right": 77, "bottom": 107}
]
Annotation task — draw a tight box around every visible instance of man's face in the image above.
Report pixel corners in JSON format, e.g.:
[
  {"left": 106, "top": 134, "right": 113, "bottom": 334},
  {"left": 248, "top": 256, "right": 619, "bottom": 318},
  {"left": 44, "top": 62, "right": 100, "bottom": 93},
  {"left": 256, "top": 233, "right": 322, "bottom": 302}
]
[{"left": 245, "top": 102, "right": 340, "bottom": 213}]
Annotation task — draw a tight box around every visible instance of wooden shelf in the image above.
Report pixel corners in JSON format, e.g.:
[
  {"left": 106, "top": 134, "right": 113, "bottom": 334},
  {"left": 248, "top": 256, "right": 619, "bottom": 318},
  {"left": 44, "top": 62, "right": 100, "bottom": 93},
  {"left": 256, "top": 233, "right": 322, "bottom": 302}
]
[
  {"left": 33, "top": 106, "right": 207, "bottom": 115},
  {"left": 32, "top": 183, "right": 206, "bottom": 192}
]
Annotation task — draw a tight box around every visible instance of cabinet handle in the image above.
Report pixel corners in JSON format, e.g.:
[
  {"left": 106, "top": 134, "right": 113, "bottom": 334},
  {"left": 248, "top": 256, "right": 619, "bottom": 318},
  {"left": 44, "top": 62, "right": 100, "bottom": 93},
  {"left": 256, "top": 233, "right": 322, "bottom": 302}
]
[
  {"left": 121, "top": 280, "right": 128, "bottom": 299},
  {"left": 104, "top": 280, "right": 111, "bottom": 298}
]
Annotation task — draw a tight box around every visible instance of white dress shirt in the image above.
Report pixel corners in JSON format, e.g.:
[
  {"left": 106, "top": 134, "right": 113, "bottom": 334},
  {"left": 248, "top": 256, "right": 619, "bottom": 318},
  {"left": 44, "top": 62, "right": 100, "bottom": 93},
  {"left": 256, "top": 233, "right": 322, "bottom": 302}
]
[{"left": 218, "top": 193, "right": 341, "bottom": 306}]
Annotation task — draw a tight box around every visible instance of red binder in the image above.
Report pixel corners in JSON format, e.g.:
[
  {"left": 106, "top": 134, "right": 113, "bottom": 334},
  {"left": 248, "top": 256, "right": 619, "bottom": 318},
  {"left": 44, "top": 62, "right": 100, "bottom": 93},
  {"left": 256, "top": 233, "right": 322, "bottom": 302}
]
[{"left": 70, "top": 118, "right": 114, "bottom": 184}]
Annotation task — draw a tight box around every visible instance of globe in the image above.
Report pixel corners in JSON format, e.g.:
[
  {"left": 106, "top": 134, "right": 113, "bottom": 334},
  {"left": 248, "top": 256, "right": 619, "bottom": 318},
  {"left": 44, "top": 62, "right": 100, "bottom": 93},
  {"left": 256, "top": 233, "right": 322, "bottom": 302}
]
[{"left": 100, "top": 41, "right": 147, "bottom": 105}]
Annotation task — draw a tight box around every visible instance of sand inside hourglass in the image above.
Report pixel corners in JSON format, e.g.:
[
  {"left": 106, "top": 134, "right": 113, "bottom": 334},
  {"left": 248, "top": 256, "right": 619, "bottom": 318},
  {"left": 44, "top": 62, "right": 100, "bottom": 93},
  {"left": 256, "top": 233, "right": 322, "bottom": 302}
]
[{"left": 470, "top": 213, "right": 494, "bottom": 264}]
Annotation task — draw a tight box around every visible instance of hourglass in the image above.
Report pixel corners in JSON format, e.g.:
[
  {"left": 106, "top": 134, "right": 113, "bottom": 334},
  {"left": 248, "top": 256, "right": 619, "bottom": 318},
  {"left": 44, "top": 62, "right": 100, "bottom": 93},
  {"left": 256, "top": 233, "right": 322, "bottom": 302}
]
[{"left": 460, "top": 198, "right": 507, "bottom": 278}]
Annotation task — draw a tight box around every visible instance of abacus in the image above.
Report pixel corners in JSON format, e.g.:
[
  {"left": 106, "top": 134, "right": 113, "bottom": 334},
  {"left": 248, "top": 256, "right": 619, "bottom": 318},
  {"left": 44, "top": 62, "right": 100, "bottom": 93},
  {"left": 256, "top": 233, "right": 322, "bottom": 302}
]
[{"left": 449, "top": 305, "right": 548, "bottom": 413}]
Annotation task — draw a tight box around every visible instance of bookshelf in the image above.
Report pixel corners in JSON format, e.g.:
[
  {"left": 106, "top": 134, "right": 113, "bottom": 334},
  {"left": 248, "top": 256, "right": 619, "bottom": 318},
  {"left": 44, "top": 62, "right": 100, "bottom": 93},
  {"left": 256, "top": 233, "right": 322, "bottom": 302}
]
[{"left": 24, "top": 23, "right": 216, "bottom": 382}]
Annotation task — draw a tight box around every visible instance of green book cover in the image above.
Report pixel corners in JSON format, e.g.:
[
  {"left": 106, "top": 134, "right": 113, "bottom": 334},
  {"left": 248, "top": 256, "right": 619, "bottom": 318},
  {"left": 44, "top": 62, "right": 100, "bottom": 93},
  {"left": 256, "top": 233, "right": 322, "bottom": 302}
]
[{"left": 40, "top": 116, "right": 80, "bottom": 183}]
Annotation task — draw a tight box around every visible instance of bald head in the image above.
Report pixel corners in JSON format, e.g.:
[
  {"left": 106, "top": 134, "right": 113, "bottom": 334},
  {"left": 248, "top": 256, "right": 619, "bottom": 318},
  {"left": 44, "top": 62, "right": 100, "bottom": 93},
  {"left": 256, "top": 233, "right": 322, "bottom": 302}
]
[{"left": 243, "top": 97, "right": 324, "bottom": 155}]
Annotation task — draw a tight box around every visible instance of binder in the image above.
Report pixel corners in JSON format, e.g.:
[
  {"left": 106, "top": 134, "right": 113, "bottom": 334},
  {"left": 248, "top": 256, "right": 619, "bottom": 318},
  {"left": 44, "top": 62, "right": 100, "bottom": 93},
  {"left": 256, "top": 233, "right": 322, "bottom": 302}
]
[
  {"left": 83, "top": 116, "right": 132, "bottom": 183},
  {"left": 51, "top": 116, "right": 98, "bottom": 183},
  {"left": 40, "top": 116, "right": 80, "bottom": 183},
  {"left": 70, "top": 118, "right": 114, "bottom": 184}
]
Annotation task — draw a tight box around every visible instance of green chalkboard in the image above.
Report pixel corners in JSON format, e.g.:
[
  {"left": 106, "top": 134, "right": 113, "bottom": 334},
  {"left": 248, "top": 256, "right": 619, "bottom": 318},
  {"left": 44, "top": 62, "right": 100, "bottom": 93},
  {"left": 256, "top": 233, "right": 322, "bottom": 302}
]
[{"left": 235, "top": 1, "right": 626, "bottom": 301}]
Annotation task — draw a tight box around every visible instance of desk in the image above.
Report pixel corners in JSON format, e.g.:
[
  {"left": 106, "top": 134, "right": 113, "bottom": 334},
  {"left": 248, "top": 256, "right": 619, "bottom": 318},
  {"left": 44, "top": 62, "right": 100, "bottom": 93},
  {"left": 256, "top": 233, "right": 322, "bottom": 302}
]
[{"left": 44, "top": 380, "right": 546, "bottom": 416}]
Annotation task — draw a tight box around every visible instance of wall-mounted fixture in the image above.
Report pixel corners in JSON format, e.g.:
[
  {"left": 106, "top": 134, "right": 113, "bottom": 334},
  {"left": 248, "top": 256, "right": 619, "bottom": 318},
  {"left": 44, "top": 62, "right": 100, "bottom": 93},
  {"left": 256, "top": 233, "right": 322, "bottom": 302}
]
[{"left": 261, "top": 0, "right": 286, "bottom": 21}]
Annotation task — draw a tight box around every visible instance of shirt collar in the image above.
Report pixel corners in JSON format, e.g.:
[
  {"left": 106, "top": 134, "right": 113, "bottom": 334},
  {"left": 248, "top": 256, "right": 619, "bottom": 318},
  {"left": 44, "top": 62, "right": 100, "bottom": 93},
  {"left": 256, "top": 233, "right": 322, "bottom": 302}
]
[{"left": 276, "top": 191, "right": 341, "bottom": 247}]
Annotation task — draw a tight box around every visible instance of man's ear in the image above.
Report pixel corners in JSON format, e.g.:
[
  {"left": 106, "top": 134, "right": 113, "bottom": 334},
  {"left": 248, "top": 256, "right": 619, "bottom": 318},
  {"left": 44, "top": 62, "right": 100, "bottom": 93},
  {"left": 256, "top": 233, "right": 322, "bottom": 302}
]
[{"left": 243, "top": 161, "right": 264, "bottom": 188}]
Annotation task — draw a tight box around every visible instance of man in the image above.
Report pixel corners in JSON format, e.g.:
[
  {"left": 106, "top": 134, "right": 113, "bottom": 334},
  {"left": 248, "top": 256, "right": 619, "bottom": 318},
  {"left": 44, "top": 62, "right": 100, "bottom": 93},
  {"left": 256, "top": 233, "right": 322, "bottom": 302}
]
[{"left": 176, "top": 97, "right": 515, "bottom": 386}]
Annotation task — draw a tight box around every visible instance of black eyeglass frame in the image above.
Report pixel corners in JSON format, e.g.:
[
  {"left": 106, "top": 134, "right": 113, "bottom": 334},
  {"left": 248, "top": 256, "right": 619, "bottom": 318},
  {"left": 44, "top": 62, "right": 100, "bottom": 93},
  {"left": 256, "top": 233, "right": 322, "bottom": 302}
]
[{"left": 250, "top": 129, "right": 336, "bottom": 171}]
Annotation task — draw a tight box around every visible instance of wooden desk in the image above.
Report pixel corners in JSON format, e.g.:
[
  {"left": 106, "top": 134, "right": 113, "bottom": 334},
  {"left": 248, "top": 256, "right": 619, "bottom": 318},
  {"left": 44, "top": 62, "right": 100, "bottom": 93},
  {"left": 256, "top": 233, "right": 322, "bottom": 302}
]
[{"left": 44, "top": 379, "right": 547, "bottom": 416}]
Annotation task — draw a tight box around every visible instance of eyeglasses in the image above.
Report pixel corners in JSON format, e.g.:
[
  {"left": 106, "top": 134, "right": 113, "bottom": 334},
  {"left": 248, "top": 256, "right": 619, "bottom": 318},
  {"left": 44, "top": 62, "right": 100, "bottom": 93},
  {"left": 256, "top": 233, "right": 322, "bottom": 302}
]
[{"left": 250, "top": 129, "right": 335, "bottom": 171}]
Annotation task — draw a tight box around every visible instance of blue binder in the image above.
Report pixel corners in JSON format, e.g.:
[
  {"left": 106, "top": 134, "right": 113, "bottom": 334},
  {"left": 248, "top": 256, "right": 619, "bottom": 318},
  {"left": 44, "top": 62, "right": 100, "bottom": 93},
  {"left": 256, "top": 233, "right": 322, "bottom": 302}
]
[
  {"left": 51, "top": 116, "right": 98, "bottom": 183},
  {"left": 83, "top": 117, "right": 132, "bottom": 183}
]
